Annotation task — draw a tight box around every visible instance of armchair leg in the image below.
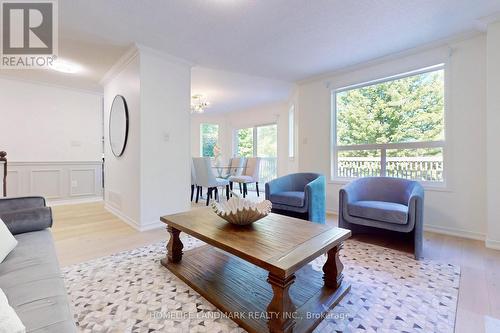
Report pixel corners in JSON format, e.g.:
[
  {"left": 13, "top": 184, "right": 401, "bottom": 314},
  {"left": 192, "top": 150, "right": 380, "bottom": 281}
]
[
  {"left": 229, "top": 181, "right": 233, "bottom": 195},
  {"left": 239, "top": 183, "right": 242, "bottom": 194},
  {"left": 190, "top": 184, "right": 195, "bottom": 201},
  {"left": 256, "top": 182, "right": 259, "bottom": 197},
  {"left": 243, "top": 183, "right": 247, "bottom": 198},
  {"left": 195, "top": 186, "right": 200, "bottom": 203},
  {"left": 226, "top": 185, "right": 230, "bottom": 201}
]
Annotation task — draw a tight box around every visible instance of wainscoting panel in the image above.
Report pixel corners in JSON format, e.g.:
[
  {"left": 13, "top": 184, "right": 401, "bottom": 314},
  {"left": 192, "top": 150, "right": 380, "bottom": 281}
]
[
  {"left": 6, "top": 170, "right": 20, "bottom": 197},
  {"left": 31, "top": 169, "right": 62, "bottom": 199},
  {"left": 70, "top": 169, "right": 97, "bottom": 197},
  {"left": 6, "top": 161, "right": 103, "bottom": 203}
]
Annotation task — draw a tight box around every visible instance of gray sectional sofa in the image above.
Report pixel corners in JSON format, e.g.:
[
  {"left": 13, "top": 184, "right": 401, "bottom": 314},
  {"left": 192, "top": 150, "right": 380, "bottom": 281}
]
[{"left": 0, "top": 197, "right": 76, "bottom": 332}]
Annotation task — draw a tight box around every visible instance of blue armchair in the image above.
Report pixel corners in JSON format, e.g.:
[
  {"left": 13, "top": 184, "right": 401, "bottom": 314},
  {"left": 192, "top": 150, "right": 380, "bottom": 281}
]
[
  {"left": 339, "top": 177, "right": 424, "bottom": 259},
  {"left": 265, "top": 173, "right": 326, "bottom": 224}
]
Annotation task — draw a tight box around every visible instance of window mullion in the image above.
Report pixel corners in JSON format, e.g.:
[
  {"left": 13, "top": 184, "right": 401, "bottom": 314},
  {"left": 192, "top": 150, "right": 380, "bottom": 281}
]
[{"left": 380, "top": 148, "right": 387, "bottom": 177}]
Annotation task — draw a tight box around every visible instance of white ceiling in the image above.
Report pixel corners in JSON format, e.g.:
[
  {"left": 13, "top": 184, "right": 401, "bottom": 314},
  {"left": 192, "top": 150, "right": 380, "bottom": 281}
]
[
  {"left": 191, "top": 67, "right": 292, "bottom": 114},
  {"left": 1, "top": 0, "right": 499, "bottom": 110}
]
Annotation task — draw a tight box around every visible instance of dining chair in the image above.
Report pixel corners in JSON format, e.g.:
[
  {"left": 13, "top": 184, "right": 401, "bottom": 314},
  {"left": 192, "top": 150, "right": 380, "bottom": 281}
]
[
  {"left": 228, "top": 157, "right": 246, "bottom": 193},
  {"left": 192, "top": 157, "right": 230, "bottom": 206},
  {"left": 190, "top": 159, "right": 202, "bottom": 202},
  {"left": 229, "top": 157, "right": 261, "bottom": 198},
  {"left": 228, "top": 157, "right": 246, "bottom": 177}
]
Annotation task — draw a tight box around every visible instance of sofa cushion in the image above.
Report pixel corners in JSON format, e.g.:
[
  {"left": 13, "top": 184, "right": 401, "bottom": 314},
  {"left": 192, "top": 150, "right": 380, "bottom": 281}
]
[
  {"left": 270, "top": 191, "right": 305, "bottom": 207},
  {"left": 348, "top": 200, "right": 408, "bottom": 225},
  {"left": 0, "top": 230, "right": 76, "bottom": 333}
]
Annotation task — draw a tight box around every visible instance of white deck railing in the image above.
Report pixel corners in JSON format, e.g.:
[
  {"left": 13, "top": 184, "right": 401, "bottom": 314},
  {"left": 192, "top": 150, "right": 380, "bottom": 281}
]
[
  {"left": 259, "top": 157, "right": 277, "bottom": 184},
  {"left": 338, "top": 156, "right": 443, "bottom": 181}
]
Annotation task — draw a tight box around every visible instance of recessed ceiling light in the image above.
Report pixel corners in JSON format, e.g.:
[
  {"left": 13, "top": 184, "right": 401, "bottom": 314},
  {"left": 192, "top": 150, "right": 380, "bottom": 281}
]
[{"left": 50, "top": 59, "right": 82, "bottom": 74}]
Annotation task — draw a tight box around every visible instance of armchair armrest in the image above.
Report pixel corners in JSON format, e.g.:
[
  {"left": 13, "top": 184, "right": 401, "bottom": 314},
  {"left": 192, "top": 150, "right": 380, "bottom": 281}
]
[
  {"left": 305, "top": 175, "right": 326, "bottom": 224},
  {"left": 265, "top": 175, "right": 292, "bottom": 199},
  {"left": 407, "top": 182, "right": 424, "bottom": 208},
  {"left": 339, "top": 180, "right": 361, "bottom": 204}
]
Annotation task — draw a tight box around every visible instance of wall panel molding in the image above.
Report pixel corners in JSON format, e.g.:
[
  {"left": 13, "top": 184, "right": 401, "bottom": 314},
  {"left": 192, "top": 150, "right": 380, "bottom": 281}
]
[
  {"left": 69, "top": 168, "right": 97, "bottom": 197},
  {"left": 5, "top": 161, "right": 103, "bottom": 202},
  {"left": 5, "top": 170, "right": 20, "bottom": 197},
  {"left": 30, "top": 169, "right": 62, "bottom": 199}
]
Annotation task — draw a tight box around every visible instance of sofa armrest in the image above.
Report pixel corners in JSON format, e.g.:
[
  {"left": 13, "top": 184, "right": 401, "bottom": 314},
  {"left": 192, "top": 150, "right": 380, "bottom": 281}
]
[
  {"left": 0, "top": 196, "right": 47, "bottom": 213},
  {"left": 0, "top": 206, "right": 53, "bottom": 235},
  {"left": 305, "top": 175, "right": 326, "bottom": 223}
]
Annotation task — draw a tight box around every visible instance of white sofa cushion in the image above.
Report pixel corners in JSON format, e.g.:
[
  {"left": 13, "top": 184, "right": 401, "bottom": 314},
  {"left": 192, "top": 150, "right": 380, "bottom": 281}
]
[
  {"left": 0, "top": 218, "right": 17, "bottom": 263},
  {"left": 0, "top": 288, "right": 26, "bottom": 333}
]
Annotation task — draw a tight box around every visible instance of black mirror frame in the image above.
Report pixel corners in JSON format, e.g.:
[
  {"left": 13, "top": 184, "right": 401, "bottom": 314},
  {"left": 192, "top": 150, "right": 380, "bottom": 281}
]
[{"left": 109, "top": 95, "right": 129, "bottom": 157}]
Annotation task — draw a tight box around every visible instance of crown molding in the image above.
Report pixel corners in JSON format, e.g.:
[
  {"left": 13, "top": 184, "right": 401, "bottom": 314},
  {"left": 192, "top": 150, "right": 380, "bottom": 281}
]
[
  {"left": 99, "top": 45, "right": 139, "bottom": 86},
  {"left": 475, "top": 12, "right": 500, "bottom": 32},
  {"left": 135, "top": 43, "right": 194, "bottom": 68},
  {"left": 0, "top": 74, "right": 103, "bottom": 96},
  {"left": 296, "top": 29, "right": 483, "bottom": 86},
  {"left": 99, "top": 43, "right": 194, "bottom": 86}
]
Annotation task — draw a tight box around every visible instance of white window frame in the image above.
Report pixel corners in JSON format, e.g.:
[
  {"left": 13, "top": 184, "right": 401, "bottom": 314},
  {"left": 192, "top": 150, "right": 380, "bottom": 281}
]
[
  {"left": 233, "top": 122, "right": 277, "bottom": 158},
  {"left": 288, "top": 104, "right": 295, "bottom": 158},
  {"left": 199, "top": 123, "right": 219, "bottom": 157},
  {"left": 330, "top": 63, "right": 448, "bottom": 188}
]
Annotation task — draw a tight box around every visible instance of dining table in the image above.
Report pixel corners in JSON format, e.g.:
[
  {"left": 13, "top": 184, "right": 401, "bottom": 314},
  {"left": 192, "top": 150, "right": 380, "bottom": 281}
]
[{"left": 212, "top": 165, "right": 244, "bottom": 179}]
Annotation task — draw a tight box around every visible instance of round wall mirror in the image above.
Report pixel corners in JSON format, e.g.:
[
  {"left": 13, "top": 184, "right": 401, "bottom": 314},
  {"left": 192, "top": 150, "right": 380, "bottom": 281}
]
[{"left": 109, "top": 95, "right": 129, "bottom": 157}]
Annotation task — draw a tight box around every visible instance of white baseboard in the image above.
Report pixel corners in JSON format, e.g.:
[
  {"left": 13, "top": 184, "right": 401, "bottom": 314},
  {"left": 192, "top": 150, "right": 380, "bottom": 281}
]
[
  {"left": 104, "top": 202, "right": 141, "bottom": 231},
  {"left": 47, "top": 196, "right": 103, "bottom": 207},
  {"left": 326, "top": 209, "right": 338, "bottom": 216},
  {"left": 104, "top": 203, "right": 166, "bottom": 232},
  {"left": 486, "top": 238, "right": 500, "bottom": 250},
  {"left": 423, "top": 224, "right": 486, "bottom": 241},
  {"left": 139, "top": 220, "right": 165, "bottom": 232}
]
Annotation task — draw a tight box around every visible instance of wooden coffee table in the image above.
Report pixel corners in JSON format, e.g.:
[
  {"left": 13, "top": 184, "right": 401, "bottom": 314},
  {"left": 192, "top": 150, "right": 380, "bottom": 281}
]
[{"left": 160, "top": 208, "right": 351, "bottom": 333}]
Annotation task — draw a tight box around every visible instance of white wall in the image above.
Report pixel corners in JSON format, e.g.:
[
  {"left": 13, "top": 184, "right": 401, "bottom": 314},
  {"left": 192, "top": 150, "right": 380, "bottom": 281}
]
[
  {"left": 486, "top": 21, "right": 500, "bottom": 249},
  {"left": 104, "top": 55, "right": 141, "bottom": 224},
  {"left": 139, "top": 49, "right": 191, "bottom": 227},
  {"left": 104, "top": 46, "right": 191, "bottom": 231},
  {"left": 190, "top": 101, "right": 292, "bottom": 178},
  {"left": 0, "top": 77, "right": 102, "bottom": 162},
  {"left": 0, "top": 77, "right": 103, "bottom": 202},
  {"left": 297, "top": 35, "right": 489, "bottom": 240}
]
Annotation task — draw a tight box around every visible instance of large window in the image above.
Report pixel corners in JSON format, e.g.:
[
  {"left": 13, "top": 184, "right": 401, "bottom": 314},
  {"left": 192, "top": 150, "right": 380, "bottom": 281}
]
[
  {"left": 200, "top": 123, "right": 219, "bottom": 157},
  {"left": 332, "top": 65, "right": 445, "bottom": 183},
  {"left": 235, "top": 124, "right": 278, "bottom": 184}
]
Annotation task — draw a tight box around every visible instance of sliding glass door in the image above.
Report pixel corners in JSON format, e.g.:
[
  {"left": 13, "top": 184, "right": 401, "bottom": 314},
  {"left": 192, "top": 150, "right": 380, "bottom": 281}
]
[{"left": 235, "top": 124, "right": 277, "bottom": 184}]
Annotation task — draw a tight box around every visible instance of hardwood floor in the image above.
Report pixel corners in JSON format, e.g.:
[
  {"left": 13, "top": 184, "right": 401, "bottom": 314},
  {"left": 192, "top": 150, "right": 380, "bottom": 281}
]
[{"left": 51, "top": 200, "right": 500, "bottom": 333}]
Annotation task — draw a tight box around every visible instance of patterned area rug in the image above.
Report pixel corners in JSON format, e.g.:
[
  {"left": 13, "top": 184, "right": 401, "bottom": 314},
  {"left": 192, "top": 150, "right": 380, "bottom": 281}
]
[{"left": 63, "top": 236, "right": 460, "bottom": 333}]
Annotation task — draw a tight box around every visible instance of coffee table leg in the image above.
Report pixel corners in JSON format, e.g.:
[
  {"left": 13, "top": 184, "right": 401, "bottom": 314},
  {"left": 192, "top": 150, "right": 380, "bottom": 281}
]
[
  {"left": 266, "top": 273, "right": 296, "bottom": 333},
  {"left": 161, "top": 226, "right": 183, "bottom": 266},
  {"left": 323, "top": 243, "right": 344, "bottom": 290}
]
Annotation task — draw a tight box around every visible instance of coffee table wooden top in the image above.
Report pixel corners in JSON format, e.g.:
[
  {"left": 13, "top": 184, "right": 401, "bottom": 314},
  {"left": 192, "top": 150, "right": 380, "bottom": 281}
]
[{"left": 160, "top": 208, "right": 351, "bottom": 277}]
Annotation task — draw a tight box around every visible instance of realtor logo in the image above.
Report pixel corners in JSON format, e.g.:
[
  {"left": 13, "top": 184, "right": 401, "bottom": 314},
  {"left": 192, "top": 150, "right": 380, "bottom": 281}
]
[{"left": 1, "top": 0, "right": 58, "bottom": 68}]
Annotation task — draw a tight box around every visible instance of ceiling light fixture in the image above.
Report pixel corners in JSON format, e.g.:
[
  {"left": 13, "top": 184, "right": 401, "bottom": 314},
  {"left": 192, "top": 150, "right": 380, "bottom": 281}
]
[
  {"left": 191, "top": 94, "right": 210, "bottom": 113},
  {"left": 50, "top": 59, "right": 82, "bottom": 74}
]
